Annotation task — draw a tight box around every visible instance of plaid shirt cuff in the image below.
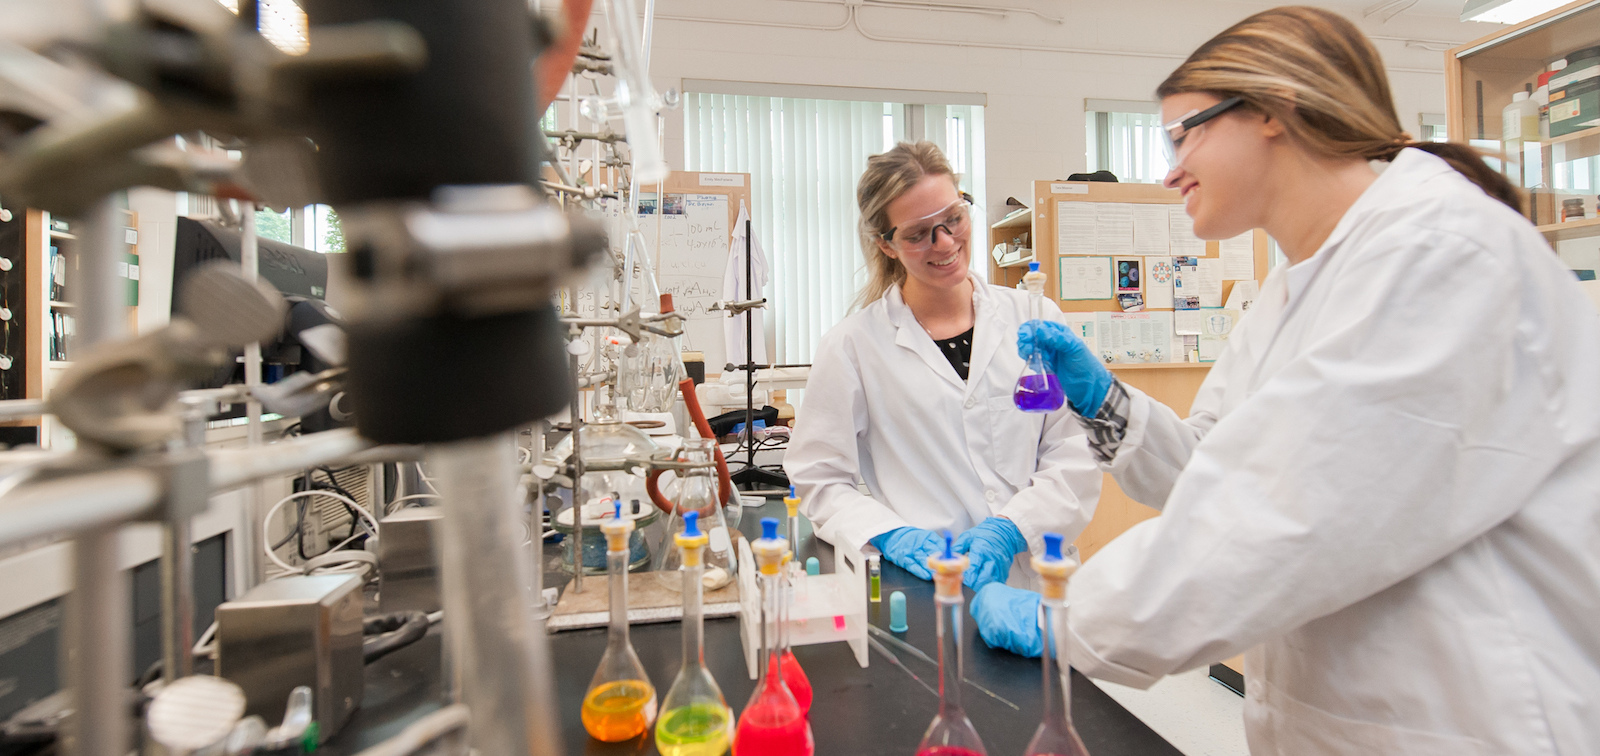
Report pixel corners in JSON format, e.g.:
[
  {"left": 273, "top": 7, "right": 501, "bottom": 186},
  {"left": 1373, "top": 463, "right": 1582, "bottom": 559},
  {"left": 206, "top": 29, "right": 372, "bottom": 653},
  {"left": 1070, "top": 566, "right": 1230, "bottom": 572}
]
[{"left": 1078, "top": 379, "right": 1131, "bottom": 465}]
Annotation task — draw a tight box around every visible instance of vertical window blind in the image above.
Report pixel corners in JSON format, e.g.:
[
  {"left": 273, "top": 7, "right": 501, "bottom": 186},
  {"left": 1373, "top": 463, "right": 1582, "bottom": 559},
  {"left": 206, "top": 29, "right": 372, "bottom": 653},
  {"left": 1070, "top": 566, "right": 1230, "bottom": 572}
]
[{"left": 686, "top": 93, "right": 986, "bottom": 365}]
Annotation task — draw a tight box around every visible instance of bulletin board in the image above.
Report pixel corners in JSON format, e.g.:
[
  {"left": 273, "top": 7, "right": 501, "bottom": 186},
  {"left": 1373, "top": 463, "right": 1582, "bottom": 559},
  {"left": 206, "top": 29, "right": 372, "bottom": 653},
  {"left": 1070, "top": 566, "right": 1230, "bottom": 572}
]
[
  {"left": 636, "top": 171, "right": 754, "bottom": 371},
  {"left": 989, "top": 180, "right": 1271, "bottom": 368}
]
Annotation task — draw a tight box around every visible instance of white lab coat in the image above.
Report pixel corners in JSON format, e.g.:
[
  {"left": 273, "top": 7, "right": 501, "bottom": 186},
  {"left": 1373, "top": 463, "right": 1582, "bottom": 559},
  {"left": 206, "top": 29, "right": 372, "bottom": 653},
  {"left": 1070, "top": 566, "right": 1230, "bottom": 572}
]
[
  {"left": 1066, "top": 149, "right": 1600, "bottom": 755},
  {"left": 784, "top": 276, "right": 1102, "bottom": 584},
  {"left": 724, "top": 203, "right": 769, "bottom": 369}
]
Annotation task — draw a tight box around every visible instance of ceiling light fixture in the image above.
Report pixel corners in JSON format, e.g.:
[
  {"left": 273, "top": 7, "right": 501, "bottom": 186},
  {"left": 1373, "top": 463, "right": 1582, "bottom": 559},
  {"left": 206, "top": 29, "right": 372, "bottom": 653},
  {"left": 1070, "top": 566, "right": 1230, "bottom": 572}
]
[{"left": 1461, "top": 0, "right": 1571, "bottom": 24}]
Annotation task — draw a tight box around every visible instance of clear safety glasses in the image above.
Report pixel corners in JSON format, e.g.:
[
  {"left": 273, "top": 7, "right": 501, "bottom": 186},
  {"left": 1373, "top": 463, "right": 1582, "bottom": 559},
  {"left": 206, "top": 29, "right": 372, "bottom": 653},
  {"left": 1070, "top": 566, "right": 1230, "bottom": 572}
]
[
  {"left": 881, "top": 199, "right": 972, "bottom": 253},
  {"left": 1160, "top": 96, "right": 1244, "bottom": 166}
]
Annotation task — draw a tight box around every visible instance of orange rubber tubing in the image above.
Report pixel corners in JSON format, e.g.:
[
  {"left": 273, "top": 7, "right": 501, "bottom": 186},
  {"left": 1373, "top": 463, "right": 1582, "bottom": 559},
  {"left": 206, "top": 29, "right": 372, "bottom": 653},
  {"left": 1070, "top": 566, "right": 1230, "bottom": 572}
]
[
  {"left": 535, "top": 0, "right": 594, "bottom": 113},
  {"left": 647, "top": 378, "right": 735, "bottom": 513}
]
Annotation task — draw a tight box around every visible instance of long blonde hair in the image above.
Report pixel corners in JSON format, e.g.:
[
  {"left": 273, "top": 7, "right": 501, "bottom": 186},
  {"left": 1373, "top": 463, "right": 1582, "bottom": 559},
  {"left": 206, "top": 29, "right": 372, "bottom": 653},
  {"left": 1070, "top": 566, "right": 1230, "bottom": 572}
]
[
  {"left": 1158, "top": 6, "right": 1520, "bottom": 211},
  {"left": 854, "top": 141, "right": 960, "bottom": 307}
]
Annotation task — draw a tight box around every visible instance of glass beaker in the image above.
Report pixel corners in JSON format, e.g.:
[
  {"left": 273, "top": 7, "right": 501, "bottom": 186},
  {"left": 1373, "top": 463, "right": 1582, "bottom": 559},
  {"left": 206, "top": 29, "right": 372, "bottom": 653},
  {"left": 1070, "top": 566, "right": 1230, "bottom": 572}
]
[
  {"left": 582, "top": 501, "right": 658, "bottom": 742},
  {"left": 1023, "top": 533, "right": 1090, "bottom": 756},
  {"left": 1015, "top": 261, "right": 1065, "bottom": 413},
  {"left": 657, "top": 439, "right": 737, "bottom": 592},
  {"left": 915, "top": 532, "right": 988, "bottom": 756},
  {"left": 655, "top": 512, "right": 735, "bottom": 756},
  {"left": 733, "top": 519, "right": 814, "bottom": 755}
]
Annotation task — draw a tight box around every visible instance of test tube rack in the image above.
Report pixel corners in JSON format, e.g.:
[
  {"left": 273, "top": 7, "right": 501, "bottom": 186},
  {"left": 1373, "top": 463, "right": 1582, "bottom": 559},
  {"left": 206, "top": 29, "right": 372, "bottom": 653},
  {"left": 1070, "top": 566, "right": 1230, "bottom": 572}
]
[{"left": 736, "top": 536, "right": 869, "bottom": 679}]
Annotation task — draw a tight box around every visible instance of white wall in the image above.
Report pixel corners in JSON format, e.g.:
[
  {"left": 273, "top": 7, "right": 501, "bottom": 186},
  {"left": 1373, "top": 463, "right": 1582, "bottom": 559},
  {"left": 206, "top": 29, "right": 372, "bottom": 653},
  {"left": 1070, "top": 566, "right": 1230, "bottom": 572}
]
[{"left": 629, "top": 0, "right": 1490, "bottom": 224}]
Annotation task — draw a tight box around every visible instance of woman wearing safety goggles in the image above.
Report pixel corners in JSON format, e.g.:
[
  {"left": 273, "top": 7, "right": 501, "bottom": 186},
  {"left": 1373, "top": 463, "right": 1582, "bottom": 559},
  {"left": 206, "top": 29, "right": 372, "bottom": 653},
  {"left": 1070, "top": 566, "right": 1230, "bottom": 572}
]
[
  {"left": 970, "top": 6, "right": 1600, "bottom": 755},
  {"left": 783, "top": 141, "right": 1101, "bottom": 593}
]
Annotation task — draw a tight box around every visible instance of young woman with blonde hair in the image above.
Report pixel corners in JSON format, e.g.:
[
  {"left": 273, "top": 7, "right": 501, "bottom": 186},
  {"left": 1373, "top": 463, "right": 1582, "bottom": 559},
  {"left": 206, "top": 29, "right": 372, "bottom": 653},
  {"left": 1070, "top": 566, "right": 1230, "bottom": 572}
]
[
  {"left": 973, "top": 6, "right": 1600, "bottom": 753},
  {"left": 783, "top": 141, "right": 1101, "bottom": 591}
]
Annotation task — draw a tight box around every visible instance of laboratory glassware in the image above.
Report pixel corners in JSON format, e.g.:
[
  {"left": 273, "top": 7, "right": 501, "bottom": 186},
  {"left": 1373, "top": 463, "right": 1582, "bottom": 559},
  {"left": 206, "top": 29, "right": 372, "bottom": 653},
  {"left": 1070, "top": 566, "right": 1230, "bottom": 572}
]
[
  {"left": 777, "top": 487, "right": 813, "bottom": 711},
  {"left": 618, "top": 294, "right": 686, "bottom": 414},
  {"left": 733, "top": 519, "right": 815, "bottom": 755},
  {"left": 1014, "top": 261, "right": 1065, "bottom": 413},
  {"left": 915, "top": 532, "right": 989, "bottom": 756},
  {"left": 658, "top": 439, "right": 738, "bottom": 592},
  {"left": 544, "top": 385, "right": 665, "bottom": 574},
  {"left": 1023, "top": 533, "right": 1091, "bottom": 756},
  {"left": 582, "top": 501, "right": 659, "bottom": 742},
  {"left": 656, "top": 512, "right": 735, "bottom": 756}
]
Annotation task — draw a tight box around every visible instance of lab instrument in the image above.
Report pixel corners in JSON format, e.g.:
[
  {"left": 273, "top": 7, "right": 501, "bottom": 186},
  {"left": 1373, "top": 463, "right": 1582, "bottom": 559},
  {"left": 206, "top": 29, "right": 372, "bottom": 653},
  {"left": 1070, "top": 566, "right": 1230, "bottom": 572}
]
[
  {"left": 1015, "top": 262, "right": 1065, "bottom": 413},
  {"left": 656, "top": 512, "right": 735, "bottom": 755},
  {"left": 659, "top": 439, "right": 739, "bottom": 591},
  {"left": 915, "top": 533, "right": 988, "bottom": 756},
  {"left": 1024, "top": 533, "right": 1091, "bottom": 756},
  {"left": 214, "top": 574, "right": 364, "bottom": 743},
  {"left": 869, "top": 554, "right": 883, "bottom": 603},
  {"left": 582, "top": 501, "right": 659, "bottom": 742},
  {"left": 733, "top": 519, "right": 815, "bottom": 755}
]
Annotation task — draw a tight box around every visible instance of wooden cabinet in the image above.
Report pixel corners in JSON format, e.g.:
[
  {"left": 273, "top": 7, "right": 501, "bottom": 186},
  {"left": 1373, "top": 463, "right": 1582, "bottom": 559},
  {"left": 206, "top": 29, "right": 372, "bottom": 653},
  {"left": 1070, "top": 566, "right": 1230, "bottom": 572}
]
[{"left": 1446, "top": 0, "right": 1600, "bottom": 245}]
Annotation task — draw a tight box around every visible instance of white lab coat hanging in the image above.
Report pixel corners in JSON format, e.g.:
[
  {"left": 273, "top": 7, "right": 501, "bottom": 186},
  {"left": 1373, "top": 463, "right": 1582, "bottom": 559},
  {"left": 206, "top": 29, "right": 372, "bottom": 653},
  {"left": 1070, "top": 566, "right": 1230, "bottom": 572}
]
[{"left": 723, "top": 203, "right": 768, "bottom": 371}]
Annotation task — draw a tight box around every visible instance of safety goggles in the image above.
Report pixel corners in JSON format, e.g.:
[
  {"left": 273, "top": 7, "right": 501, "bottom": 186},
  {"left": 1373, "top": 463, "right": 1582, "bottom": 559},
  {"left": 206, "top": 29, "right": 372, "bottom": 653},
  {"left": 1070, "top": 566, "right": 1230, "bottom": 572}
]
[
  {"left": 1160, "top": 96, "right": 1244, "bottom": 166},
  {"left": 880, "top": 199, "right": 972, "bottom": 253}
]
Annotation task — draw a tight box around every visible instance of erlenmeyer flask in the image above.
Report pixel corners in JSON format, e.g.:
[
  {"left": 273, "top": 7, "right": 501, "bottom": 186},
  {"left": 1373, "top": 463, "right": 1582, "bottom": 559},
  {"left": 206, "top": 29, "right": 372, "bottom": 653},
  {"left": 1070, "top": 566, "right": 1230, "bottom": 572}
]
[
  {"left": 658, "top": 439, "right": 737, "bottom": 592},
  {"left": 1023, "top": 533, "right": 1090, "bottom": 756},
  {"left": 582, "top": 501, "right": 658, "bottom": 742},
  {"left": 619, "top": 294, "right": 686, "bottom": 415},
  {"left": 1015, "top": 261, "right": 1065, "bottom": 413},
  {"left": 733, "top": 519, "right": 814, "bottom": 755},
  {"left": 656, "top": 512, "right": 735, "bottom": 756},
  {"left": 915, "top": 532, "right": 988, "bottom": 756}
]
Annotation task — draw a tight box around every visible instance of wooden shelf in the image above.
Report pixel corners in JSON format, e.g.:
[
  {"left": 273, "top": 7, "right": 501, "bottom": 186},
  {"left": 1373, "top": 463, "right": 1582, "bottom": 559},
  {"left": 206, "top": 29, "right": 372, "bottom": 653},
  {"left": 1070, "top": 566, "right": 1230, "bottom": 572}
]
[
  {"left": 47, "top": 301, "right": 73, "bottom": 309},
  {"left": 46, "top": 361, "right": 70, "bottom": 369},
  {"left": 1108, "top": 361, "right": 1213, "bottom": 371},
  {"left": 47, "top": 230, "right": 75, "bottom": 240},
  {"left": 991, "top": 207, "right": 1032, "bottom": 229},
  {"left": 997, "top": 254, "right": 1036, "bottom": 268},
  {"left": 1537, "top": 216, "right": 1600, "bottom": 242},
  {"left": 1547, "top": 124, "right": 1600, "bottom": 147}
]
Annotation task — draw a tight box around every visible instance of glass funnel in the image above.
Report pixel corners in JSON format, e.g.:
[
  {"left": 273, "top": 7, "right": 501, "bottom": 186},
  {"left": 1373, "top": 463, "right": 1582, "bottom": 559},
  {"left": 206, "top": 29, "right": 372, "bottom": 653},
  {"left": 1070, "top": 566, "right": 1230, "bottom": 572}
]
[
  {"left": 1024, "top": 533, "right": 1090, "bottom": 756},
  {"left": 657, "top": 439, "right": 737, "bottom": 592},
  {"left": 1015, "top": 261, "right": 1065, "bottom": 413},
  {"left": 655, "top": 512, "right": 735, "bottom": 756},
  {"left": 582, "top": 501, "right": 658, "bottom": 742},
  {"left": 733, "top": 518, "right": 814, "bottom": 755},
  {"left": 916, "top": 532, "right": 988, "bottom": 756}
]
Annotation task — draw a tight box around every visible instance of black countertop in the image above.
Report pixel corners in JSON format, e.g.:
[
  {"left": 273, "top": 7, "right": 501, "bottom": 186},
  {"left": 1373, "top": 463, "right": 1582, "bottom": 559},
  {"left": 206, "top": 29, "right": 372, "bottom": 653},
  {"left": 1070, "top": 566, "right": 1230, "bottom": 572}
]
[{"left": 325, "top": 500, "right": 1182, "bottom": 756}]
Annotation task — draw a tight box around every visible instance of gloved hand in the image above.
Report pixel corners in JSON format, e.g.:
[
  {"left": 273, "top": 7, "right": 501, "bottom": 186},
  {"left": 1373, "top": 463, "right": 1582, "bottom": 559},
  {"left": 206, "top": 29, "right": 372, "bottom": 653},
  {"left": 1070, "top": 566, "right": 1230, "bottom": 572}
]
[
  {"left": 868, "top": 527, "right": 945, "bottom": 581},
  {"left": 970, "top": 583, "right": 1042, "bottom": 658},
  {"left": 1018, "top": 320, "right": 1113, "bottom": 416},
  {"left": 953, "top": 517, "right": 1027, "bottom": 590}
]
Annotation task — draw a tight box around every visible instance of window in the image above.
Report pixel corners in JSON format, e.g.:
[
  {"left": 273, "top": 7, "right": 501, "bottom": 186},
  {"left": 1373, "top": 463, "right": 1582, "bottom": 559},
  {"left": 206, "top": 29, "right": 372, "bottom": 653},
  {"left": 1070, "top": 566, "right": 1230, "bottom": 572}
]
[
  {"left": 684, "top": 88, "right": 985, "bottom": 365},
  {"left": 1086, "top": 99, "right": 1170, "bottom": 184},
  {"left": 1419, "top": 114, "right": 1449, "bottom": 143}
]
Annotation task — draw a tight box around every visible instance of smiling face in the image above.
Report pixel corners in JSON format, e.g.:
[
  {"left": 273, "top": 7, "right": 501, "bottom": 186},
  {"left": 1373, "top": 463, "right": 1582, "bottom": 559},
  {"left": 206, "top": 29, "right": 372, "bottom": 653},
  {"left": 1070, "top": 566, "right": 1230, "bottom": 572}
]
[
  {"left": 877, "top": 174, "right": 971, "bottom": 295},
  {"left": 1160, "top": 92, "right": 1280, "bottom": 240}
]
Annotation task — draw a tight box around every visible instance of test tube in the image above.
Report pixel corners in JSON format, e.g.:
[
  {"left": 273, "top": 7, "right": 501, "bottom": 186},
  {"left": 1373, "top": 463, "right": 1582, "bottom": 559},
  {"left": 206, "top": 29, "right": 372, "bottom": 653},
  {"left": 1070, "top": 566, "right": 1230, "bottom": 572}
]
[{"left": 868, "top": 554, "right": 882, "bottom": 603}]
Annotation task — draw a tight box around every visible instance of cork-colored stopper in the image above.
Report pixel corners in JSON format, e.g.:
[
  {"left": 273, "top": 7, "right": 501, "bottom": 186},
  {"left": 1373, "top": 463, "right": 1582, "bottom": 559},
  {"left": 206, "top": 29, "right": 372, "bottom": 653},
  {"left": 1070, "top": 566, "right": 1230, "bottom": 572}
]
[
  {"left": 1031, "top": 532, "right": 1076, "bottom": 601},
  {"left": 675, "top": 511, "right": 709, "bottom": 567},
  {"left": 927, "top": 531, "right": 968, "bottom": 600},
  {"left": 599, "top": 500, "right": 635, "bottom": 553},
  {"left": 754, "top": 518, "right": 786, "bottom": 575}
]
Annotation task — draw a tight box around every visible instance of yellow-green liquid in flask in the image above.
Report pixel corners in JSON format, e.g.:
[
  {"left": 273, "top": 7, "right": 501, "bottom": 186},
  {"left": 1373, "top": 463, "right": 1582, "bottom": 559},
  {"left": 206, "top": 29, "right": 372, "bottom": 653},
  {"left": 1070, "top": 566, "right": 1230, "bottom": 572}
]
[{"left": 655, "top": 702, "right": 733, "bottom": 756}]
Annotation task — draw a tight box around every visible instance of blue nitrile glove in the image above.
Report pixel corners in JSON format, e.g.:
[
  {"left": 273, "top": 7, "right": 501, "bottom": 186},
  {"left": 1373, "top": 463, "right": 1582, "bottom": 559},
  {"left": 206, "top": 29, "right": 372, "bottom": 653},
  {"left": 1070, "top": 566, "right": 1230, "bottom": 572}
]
[
  {"left": 970, "top": 582, "right": 1042, "bottom": 658},
  {"left": 953, "top": 517, "right": 1027, "bottom": 590},
  {"left": 1018, "top": 320, "right": 1113, "bottom": 416},
  {"left": 868, "top": 527, "right": 944, "bottom": 581}
]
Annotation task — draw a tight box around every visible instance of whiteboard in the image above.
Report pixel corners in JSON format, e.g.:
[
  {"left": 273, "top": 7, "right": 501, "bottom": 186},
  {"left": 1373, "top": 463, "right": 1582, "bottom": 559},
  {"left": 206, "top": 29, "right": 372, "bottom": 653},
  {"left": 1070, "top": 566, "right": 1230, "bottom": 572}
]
[{"left": 639, "top": 193, "right": 731, "bottom": 369}]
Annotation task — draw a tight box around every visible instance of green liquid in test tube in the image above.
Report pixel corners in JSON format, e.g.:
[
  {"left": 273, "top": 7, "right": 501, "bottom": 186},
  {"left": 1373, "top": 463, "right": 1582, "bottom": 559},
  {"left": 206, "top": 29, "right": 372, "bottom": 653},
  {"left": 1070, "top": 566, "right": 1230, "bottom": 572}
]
[{"left": 869, "top": 554, "right": 882, "bottom": 603}]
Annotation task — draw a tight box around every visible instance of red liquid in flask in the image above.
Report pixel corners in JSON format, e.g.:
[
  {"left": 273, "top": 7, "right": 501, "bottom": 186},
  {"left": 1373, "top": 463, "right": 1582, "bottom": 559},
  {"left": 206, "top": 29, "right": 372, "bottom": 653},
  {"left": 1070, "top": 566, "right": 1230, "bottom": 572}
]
[
  {"left": 732, "top": 677, "right": 813, "bottom": 756},
  {"left": 780, "top": 651, "right": 812, "bottom": 713},
  {"left": 1014, "top": 374, "right": 1064, "bottom": 412},
  {"left": 916, "top": 749, "right": 988, "bottom": 756}
]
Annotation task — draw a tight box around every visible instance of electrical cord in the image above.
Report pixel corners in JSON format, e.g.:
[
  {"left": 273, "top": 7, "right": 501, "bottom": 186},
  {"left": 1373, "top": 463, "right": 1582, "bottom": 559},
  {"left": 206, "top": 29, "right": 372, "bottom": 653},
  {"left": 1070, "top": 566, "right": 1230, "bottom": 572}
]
[
  {"left": 262, "top": 489, "right": 380, "bottom": 578},
  {"left": 362, "top": 611, "right": 430, "bottom": 663},
  {"left": 385, "top": 493, "right": 441, "bottom": 515}
]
